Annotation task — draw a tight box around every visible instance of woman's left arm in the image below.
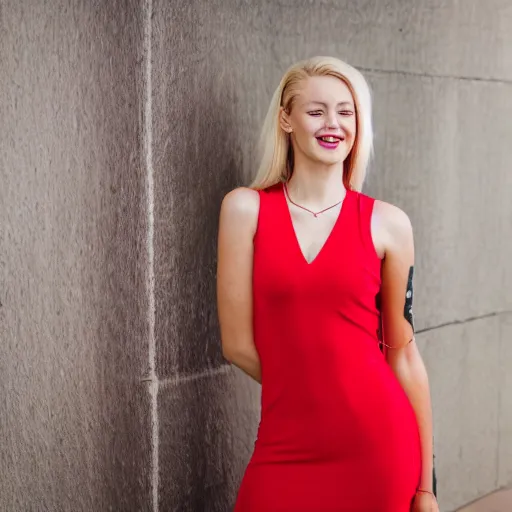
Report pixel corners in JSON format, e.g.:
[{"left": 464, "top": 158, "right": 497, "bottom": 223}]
[{"left": 378, "top": 202, "right": 436, "bottom": 507}]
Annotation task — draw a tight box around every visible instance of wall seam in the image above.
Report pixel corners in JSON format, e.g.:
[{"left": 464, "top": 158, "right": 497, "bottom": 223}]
[
  {"left": 359, "top": 66, "right": 512, "bottom": 85},
  {"left": 158, "top": 365, "right": 232, "bottom": 390},
  {"left": 416, "top": 309, "right": 512, "bottom": 335},
  {"left": 143, "top": 0, "right": 159, "bottom": 511}
]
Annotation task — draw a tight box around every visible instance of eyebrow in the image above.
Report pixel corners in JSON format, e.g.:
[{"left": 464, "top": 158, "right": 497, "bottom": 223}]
[{"left": 305, "top": 101, "right": 354, "bottom": 108}]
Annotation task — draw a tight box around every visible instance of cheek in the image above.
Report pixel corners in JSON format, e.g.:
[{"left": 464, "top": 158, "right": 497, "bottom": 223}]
[
  {"left": 293, "top": 115, "right": 322, "bottom": 136},
  {"left": 344, "top": 120, "right": 357, "bottom": 145},
  {"left": 344, "top": 118, "right": 357, "bottom": 136}
]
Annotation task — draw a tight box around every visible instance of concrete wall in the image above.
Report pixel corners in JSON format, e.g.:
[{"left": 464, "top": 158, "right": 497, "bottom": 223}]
[
  {"left": 1, "top": 1, "right": 511, "bottom": 511},
  {"left": 0, "top": 1, "right": 153, "bottom": 510}
]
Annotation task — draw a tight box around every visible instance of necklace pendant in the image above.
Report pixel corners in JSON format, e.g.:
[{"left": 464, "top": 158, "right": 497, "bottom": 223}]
[{"left": 313, "top": 213, "right": 318, "bottom": 218}]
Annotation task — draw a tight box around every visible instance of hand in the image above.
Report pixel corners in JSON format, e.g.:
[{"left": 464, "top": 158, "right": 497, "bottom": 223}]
[{"left": 411, "top": 490, "right": 439, "bottom": 512}]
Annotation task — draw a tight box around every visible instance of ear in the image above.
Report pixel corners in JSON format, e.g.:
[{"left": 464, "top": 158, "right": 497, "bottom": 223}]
[{"left": 279, "top": 106, "right": 293, "bottom": 134}]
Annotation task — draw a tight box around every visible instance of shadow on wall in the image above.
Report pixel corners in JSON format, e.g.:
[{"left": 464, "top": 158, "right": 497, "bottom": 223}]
[
  {"left": 157, "top": 67, "right": 250, "bottom": 511},
  {"left": 61, "top": 3, "right": 153, "bottom": 510},
  {"left": 157, "top": 69, "right": 245, "bottom": 378}
]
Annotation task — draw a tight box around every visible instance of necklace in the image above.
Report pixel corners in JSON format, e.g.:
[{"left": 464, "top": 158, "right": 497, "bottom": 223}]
[{"left": 283, "top": 182, "right": 343, "bottom": 218}]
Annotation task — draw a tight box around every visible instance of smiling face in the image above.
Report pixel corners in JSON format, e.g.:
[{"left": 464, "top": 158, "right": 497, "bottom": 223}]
[{"left": 280, "top": 75, "right": 357, "bottom": 168}]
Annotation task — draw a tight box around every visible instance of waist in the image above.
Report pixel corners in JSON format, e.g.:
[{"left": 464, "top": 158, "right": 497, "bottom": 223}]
[
  {"left": 256, "top": 361, "right": 419, "bottom": 456},
  {"left": 253, "top": 398, "right": 420, "bottom": 465}
]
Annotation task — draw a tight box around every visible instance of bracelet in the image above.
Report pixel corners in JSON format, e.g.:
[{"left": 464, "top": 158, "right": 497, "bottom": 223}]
[{"left": 379, "top": 336, "right": 415, "bottom": 350}]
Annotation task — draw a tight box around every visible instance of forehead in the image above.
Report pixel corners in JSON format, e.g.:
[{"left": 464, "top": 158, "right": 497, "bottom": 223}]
[{"left": 296, "top": 75, "right": 354, "bottom": 106}]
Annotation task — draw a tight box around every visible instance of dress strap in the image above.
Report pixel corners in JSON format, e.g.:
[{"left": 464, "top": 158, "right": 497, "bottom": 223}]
[
  {"left": 355, "top": 192, "right": 379, "bottom": 260},
  {"left": 254, "top": 184, "right": 283, "bottom": 244}
]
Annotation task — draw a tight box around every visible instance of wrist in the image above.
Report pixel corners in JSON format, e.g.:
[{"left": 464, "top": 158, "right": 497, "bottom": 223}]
[{"left": 418, "top": 475, "right": 433, "bottom": 494}]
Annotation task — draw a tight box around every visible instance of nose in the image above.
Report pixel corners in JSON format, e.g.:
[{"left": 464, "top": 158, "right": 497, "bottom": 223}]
[{"left": 325, "top": 110, "right": 340, "bottom": 129}]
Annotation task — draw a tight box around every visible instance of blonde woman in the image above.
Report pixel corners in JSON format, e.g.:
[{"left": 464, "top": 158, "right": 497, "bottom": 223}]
[{"left": 217, "top": 56, "right": 439, "bottom": 512}]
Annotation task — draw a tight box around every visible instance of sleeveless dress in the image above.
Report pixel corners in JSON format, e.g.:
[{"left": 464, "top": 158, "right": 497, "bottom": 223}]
[{"left": 233, "top": 183, "right": 422, "bottom": 512}]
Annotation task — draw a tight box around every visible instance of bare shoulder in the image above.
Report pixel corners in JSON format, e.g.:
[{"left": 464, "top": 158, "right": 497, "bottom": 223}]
[
  {"left": 373, "top": 199, "right": 413, "bottom": 250},
  {"left": 219, "top": 187, "right": 260, "bottom": 236},
  {"left": 221, "top": 187, "right": 259, "bottom": 216}
]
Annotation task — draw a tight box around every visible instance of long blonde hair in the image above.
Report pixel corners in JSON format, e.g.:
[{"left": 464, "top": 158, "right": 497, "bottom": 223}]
[{"left": 250, "top": 56, "right": 373, "bottom": 192}]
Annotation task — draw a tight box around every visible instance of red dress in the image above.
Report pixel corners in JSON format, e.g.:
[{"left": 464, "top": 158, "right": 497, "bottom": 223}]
[{"left": 234, "top": 183, "right": 421, "bottom": 512}]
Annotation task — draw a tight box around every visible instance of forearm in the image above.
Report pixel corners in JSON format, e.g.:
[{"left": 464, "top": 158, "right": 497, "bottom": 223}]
[
  {"left": 388, "top": 347, "right": 433, "bottom": 491},
  {"left": 224, "top": 345, "right": 262, "bottom": 384}
]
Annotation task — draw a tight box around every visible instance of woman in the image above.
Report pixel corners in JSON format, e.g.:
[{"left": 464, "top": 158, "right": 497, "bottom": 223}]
[{"left": 217, "top": 56, "right": 439, "bottom": 512}]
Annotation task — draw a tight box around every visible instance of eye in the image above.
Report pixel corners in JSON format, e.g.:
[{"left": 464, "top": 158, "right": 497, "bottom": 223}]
[
  {"left": 339, "top": 110, "right": 354, "bottom": 116},
  {"left": 307, "top": 111, "right": 323, "bottom": 117}
]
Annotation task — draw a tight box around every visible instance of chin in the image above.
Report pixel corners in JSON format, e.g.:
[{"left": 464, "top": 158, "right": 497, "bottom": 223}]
[{"left": 313, "top": 151, "right": 347, "bottom": 167}]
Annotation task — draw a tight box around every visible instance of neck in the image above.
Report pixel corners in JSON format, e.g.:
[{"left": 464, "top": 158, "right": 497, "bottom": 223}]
[{"left": 286, "top": 159, "right": 346, "bottom": 207}]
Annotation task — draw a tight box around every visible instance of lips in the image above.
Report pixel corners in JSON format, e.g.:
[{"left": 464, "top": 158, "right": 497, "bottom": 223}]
[
  {"left": 317, "top": 136, "right": 342, "bottom": 143},
  {"left": 316, "top": 134, "right": 344, "bottom": 149}
]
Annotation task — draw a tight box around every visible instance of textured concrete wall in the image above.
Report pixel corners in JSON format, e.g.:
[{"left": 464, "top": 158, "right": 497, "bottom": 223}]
[
  {"left": 2, "top": 1, "right": 512, "bottom": 511},
  {"left": 0, "top": 1, "right": 152, "bottom": 510},
  {"left": 152, "top": 2, "right": 512, "bottom": 510}
]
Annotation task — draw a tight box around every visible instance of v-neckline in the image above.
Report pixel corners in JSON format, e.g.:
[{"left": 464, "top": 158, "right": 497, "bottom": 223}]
[{"left": 281, "top": 183, "right": 351, "bottom": 266}]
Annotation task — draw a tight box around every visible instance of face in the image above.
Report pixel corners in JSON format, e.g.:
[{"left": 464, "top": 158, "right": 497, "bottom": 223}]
[{"left": 280, "top": 75, "right": 357, "bottom": 167}]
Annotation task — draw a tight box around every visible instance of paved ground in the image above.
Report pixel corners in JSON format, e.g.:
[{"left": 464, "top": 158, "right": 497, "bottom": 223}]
[{"left": 456, "top": 488, "right": 512, "bottom": 512}]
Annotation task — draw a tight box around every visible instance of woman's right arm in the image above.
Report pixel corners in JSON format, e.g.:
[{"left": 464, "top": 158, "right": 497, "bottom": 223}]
[{"left": 216, "top": 187, "right": 261, "bottom": 383}]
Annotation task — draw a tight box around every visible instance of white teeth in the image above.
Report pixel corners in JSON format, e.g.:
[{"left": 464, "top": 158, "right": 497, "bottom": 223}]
[{"left": 320, "top": 136, "right": 338, "bottom": 143}]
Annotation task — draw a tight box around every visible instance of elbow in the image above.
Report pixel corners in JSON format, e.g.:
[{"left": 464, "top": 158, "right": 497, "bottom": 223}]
[
  {"left": 220, "top": 338, "right": 241, "bottom": 363},
  {"left": 220, "top": 336, "right": 256, "bottom": 365},
  {"left": 221, "top": 343, "right": 235, "bottom": 363}
]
